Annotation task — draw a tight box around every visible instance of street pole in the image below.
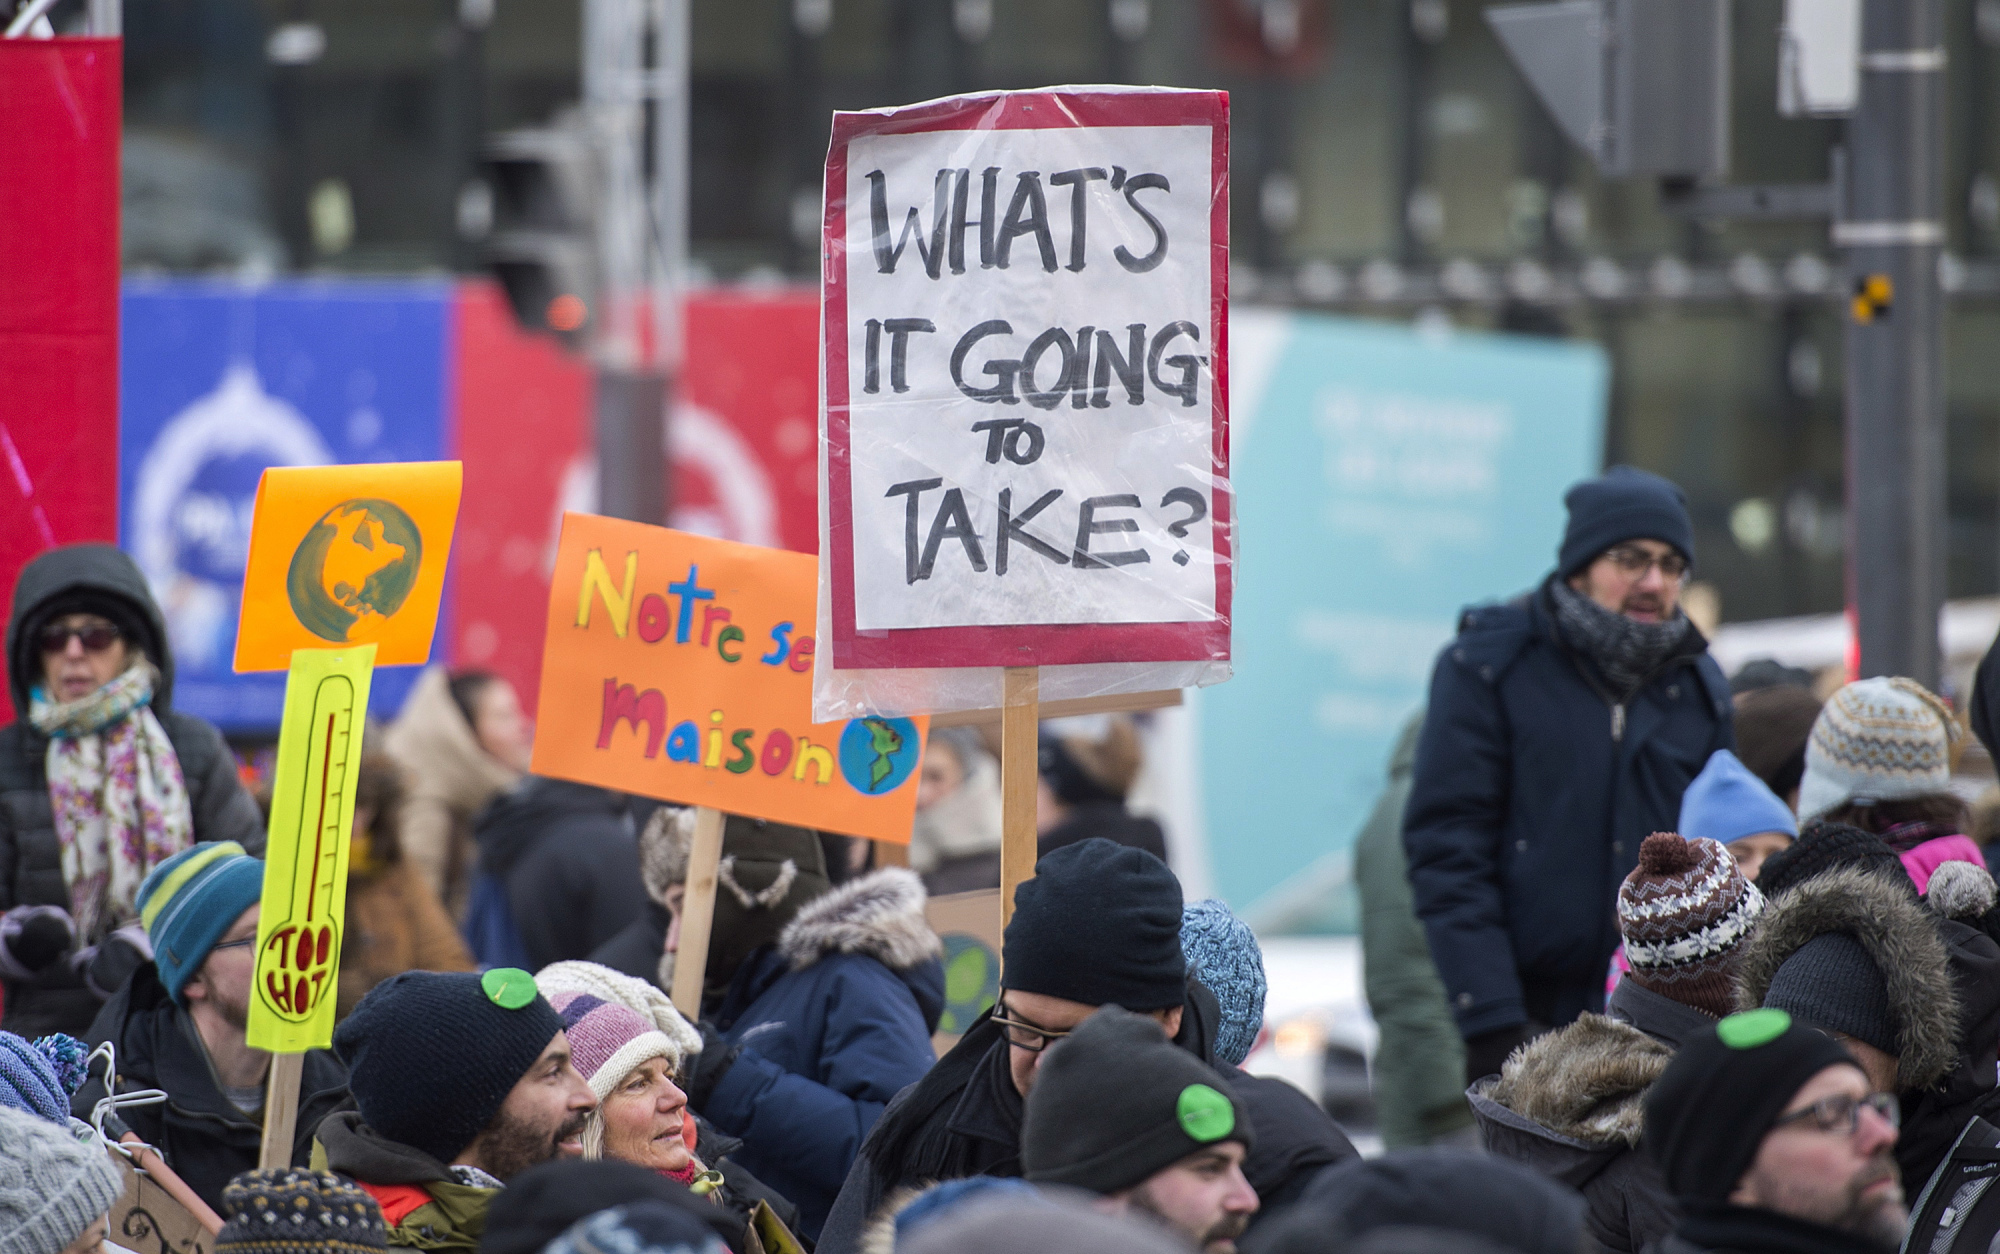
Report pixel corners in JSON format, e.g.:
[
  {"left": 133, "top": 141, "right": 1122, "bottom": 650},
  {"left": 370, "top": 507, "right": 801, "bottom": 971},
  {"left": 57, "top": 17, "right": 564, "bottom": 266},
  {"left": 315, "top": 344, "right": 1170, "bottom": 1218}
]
[
  {"left": 584, "top": 0, "right": 686, "bottom": 526},
  {"left": 1842, "top": 0, "right": 1946, "bottom": 686}
]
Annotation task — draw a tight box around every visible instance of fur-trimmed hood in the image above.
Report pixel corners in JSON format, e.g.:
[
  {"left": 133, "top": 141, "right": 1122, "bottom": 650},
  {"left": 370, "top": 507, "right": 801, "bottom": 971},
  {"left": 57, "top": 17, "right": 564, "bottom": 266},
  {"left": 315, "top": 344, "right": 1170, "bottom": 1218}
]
[
  {"left": 1733, "top": 865, "right": 1959, "bottom": 1090},
  {"left": 1480, "top": 1014, "right": 1671, "bottom": 1148},
  {"left": 779, "top": 867, "right": 941, "bottom": 972}
]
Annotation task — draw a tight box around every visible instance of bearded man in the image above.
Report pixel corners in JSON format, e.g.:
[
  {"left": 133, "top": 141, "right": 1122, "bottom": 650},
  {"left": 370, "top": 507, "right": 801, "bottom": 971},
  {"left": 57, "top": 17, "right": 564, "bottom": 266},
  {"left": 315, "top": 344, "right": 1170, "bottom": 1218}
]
[
  {"left": 317, "top": 968, "right": 596, "bottom": 1253},
  {"left": 73, "top": 841, "right": 349, "bottom": 1212}
]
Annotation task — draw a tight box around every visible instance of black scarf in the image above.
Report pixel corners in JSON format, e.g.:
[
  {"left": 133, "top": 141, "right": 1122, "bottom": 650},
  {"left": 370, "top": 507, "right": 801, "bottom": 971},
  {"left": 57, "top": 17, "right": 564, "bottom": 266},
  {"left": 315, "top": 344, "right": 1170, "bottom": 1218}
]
[
  {"left": 1549, "top": 577, "right": 1696, "bottom": 698},
  {"left": 1675, "top": 1204, "right": 1894, "bottom": 1254}
]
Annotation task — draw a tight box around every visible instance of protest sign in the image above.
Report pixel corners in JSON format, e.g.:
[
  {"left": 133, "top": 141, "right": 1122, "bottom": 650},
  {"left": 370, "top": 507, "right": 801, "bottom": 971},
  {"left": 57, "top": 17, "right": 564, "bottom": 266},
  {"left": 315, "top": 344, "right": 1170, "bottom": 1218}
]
[
  {"left": 234, "top": 461, "right": 461, "bottom": 672},
  {"left": 924, "top": 888, "right": 1003, "bottom": 1055},
  {"left": 534, "top": 513, "right": 927, "bottom": 841},
  {"left": 821, "top": 87, "right": 1231, "bottom": 672},
  {"left": 247, "top": 645, "right": 376, "bottom": 1054}
]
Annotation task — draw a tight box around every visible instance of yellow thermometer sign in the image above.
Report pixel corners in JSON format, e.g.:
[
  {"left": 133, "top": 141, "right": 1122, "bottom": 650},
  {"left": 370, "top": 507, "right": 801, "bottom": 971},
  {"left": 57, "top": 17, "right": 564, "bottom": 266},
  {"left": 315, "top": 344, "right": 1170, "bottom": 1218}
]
[{"left": 247, "top": 644, "right": 376, "bottom": 1053}]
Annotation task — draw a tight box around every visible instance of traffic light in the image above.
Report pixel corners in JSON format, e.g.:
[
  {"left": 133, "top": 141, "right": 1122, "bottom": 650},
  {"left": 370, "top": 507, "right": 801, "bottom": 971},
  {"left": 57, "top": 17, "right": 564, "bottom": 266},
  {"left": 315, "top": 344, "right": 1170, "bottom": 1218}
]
[
  {"left": 1485, "top": 0, "right": 1729, "bottom": 180},
  {"left": 482, "top": 123, "right": 600, "bottom": 348}
]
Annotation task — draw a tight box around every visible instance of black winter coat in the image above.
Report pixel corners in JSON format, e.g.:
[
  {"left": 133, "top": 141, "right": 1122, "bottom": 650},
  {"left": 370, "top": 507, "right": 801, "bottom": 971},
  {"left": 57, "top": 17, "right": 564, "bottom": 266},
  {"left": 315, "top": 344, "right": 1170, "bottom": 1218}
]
[
  {"left": 1404, "top": 581, "right": 1732, "bottom": 1039},
  {"left": 474, "top": 776, "right": 648, "bottom": 971},
  {"left": 73, "top": 964, "right": 348, "bottom": 1213},
  {"left": 1, "top": 544, "right": 263, "bottom": 1036}
]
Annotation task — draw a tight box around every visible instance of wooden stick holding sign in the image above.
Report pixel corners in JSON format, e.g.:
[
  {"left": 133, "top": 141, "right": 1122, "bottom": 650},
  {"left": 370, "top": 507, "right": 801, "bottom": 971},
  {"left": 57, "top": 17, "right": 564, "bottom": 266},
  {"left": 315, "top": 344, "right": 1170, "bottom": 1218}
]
[
  {"left": 999, "top": 668, "right": 1040, "bottom": 925},
  {"left": 669, "top": 806, "right": 728, "bottom": 1020},
  {"left": 258, "top": 1052, "right": 305, "bottom": 1171}
]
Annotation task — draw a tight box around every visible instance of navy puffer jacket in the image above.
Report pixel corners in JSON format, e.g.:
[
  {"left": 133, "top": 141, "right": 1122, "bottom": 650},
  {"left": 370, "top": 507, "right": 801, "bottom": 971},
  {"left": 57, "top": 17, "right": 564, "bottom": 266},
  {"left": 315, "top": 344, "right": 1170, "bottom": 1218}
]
[
  {"left": 1403, "top": 579, "right": 1732, "bottom": 1040},
  {"left": 700, "top": 867, "right": 943, "bottom": 1239}
]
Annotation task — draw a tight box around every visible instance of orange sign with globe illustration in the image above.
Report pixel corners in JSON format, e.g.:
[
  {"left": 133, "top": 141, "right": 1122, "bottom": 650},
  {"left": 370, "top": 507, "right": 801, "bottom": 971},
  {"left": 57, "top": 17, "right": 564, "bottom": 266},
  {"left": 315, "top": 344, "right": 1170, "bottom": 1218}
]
[{"left": 235, "top": 462, "right": 461, "bottom": 672}]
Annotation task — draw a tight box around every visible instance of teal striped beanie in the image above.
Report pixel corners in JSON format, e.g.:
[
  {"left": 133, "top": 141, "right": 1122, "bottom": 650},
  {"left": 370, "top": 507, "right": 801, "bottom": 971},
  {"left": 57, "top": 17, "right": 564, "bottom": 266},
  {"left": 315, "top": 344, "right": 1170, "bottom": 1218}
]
[{"left": 137, "top": 841, "right": 265, "bottom": 1004}]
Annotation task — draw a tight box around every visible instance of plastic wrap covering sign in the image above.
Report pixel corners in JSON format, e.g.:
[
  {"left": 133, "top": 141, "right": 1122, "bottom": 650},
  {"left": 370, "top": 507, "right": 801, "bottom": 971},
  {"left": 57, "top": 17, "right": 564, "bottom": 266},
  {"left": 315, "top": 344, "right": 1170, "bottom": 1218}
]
[
  {"left": 533, "top": 514, "right": 927, "bottom": 841},
  {"left": 817, "top": 88, "right": 1232, "bottom": 718}
]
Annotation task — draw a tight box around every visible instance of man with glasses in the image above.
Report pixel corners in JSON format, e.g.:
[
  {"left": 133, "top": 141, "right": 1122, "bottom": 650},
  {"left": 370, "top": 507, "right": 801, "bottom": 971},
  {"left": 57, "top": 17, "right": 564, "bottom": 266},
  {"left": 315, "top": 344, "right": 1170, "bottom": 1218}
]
[
  {"left": 1404, "top": 466, "right": 1734, "bottom": 1085},
  {"left": 816, "top": 838, "right": 1353, "bottom": 1254},
  {"left": 1, "top": 544, "right": 262, "bottom": 1036},
  {"left": 1645, "top": 1008, "right": 1908, "bottom": 1254},
  {"left": 71, "top": 841, "right": 348, "bottom": 1212}
]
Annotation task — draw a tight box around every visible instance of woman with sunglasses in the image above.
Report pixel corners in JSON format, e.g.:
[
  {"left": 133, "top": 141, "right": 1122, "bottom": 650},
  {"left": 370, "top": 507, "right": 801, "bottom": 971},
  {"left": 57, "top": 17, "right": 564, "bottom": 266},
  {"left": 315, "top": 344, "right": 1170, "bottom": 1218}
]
[{"left": 0, "top": 544, "right": 262, "bottom": 1037}]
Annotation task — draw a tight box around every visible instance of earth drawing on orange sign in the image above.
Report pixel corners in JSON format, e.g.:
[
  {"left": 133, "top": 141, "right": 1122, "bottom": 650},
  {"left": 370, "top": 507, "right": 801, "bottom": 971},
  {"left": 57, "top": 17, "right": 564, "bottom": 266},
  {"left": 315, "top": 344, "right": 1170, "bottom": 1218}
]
[{"left": 285, "top": 498, "right": 424, "bottom": 643}]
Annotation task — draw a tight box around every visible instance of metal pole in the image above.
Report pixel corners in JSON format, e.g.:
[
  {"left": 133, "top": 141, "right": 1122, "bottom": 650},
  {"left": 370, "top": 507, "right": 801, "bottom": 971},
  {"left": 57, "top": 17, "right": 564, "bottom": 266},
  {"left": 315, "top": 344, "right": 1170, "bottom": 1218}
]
[{"left": 1841, "top": 0, "right": 1946, "bottom": 686}]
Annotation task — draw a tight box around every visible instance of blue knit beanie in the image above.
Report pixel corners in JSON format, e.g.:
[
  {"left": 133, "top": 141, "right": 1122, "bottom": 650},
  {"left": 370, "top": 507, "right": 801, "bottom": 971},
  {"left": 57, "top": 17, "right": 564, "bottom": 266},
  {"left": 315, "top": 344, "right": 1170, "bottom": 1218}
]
[
  {"left": 1558, "top": 466, "right": 1694, "bottom": 579},
  {"left": 1180, "top": 900, "right": 1266, "bottom": 1065},
  {"left": 335, "top": 969, "right": 565, "bottom": 1166},
  {"left": 0, "top": 1032, "right": 88, "bottom": 1122},
  {"left": 137, "top": 841, "right": 266, "bottom": 1005},
  {"left": 1678, "top": 750, "right": 1799, "bottom": 847}
]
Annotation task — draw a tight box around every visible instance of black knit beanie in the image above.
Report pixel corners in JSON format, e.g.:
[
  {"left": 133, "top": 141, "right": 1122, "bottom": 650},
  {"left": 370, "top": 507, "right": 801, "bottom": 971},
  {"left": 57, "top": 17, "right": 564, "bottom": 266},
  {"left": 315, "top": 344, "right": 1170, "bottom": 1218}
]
[
  {"left": 1558, "top": 466, "right": 1694, "bottom": 579},
  {"left": 1756, "top": 823, "right": 1906, "bottom": 901},
  {"left": 483, "top": 1159, "right": 744, "bottom": 1254},
  {"left": 334, "top": 969, "right": 564, "bottom": 1165},
  {"left": 1021, "top": 1006, "right": 1252, "bottom": 1194},
  {"left": 1644, "top": 1008, "right": 1861, "bottom": 1204},
  {"left": 1761, "top": 932, "right": 1900, "bottom": 1057},
  {"left": 1004, "top": 838, "right": 1185, "bottom": 1011}
]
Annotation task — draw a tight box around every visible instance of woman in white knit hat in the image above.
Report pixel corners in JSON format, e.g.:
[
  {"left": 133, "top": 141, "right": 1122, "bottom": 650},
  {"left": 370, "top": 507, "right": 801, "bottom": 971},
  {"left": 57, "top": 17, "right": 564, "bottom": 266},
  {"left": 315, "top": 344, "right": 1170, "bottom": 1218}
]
[
  {"left": 1796, "top": 675, "right": 1985, "bottom": 893},
  {"left": 532, "top": 962, "right": 801, "bottom": 1241}
]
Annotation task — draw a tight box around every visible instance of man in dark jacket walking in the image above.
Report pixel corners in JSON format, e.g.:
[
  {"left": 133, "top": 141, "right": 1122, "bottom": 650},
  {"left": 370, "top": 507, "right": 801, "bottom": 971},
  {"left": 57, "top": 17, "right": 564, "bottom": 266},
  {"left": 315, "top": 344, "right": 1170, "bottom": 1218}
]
[
  {"left": 73, "top": 842, "right": 347, "bottom": 1212},
  {"left": 814, "top": 839, "right": 1356, "bottom": 1254},
  {"left": 1645, "top": 1009, "right": 1907, "bottom": 1254},
  {"left": 469, "top": 776, "right": 648, "bottom": 970},
  {"left": 1405, "top": 467, "right": 1733, "bottom": 1083},
  {"left": 1, "top": 544, "right": 262, "bottom": 1035}
]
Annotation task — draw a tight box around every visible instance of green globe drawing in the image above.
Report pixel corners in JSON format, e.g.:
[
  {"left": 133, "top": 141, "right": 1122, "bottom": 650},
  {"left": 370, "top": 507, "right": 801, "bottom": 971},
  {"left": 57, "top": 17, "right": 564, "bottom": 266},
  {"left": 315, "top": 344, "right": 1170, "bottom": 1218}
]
[{"left": 285, "top": 498, "right": 424, "bottom": 643}]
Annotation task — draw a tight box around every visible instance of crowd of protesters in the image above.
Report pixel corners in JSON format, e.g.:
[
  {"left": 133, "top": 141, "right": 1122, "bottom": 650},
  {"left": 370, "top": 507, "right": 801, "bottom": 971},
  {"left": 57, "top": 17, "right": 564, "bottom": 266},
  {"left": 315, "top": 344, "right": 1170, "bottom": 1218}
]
[{"left": 8, "top": 461, "right": 2000, "bottom": 1254}]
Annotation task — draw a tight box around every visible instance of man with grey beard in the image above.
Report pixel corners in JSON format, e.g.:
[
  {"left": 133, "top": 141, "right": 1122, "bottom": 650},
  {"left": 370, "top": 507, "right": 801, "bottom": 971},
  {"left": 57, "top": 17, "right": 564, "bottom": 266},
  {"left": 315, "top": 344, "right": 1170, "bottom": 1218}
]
[
  {"left": 73, "top": 840, "right": 349, "bottom": 1212},
  {"left": 1645, "top": 1009, "right": 1909, "bottom": 1254}
]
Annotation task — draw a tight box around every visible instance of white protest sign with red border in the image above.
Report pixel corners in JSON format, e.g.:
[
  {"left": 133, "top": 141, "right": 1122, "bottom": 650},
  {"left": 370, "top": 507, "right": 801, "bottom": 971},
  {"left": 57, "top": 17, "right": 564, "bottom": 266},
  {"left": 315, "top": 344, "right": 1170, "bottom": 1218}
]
[{"left": 823, "top": 87, "right": 1231, "bottom": 672}]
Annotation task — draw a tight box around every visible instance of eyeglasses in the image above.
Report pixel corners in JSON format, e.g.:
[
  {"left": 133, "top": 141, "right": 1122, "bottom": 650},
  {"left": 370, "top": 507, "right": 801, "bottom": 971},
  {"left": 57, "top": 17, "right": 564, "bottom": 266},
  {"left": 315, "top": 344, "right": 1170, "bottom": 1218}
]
[
  {"left": 989, "top": 1002, "right": 1072, "bottom": 1053},
  {"left": 1601, "top": 545, "right": 1690, "bottom": 582},
  {"left": 209, "top": 936, "right": 257, "bottom": 955},
  {"left": 39, "top": 622, "right": 121, "bottom": 654},
  {"left": 1770, "top": 1091, "right": 1900, "bottom": 1137}
]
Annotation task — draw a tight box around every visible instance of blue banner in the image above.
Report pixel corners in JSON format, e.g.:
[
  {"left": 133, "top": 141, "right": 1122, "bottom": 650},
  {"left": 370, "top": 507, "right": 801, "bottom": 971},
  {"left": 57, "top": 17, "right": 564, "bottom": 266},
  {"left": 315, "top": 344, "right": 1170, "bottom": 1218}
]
[
  {"left": 1205, "top": 313, "right": 1606, "bottom": 926},
  {"left": 121, "top": 279, "right": 453, "bottom": 733}
]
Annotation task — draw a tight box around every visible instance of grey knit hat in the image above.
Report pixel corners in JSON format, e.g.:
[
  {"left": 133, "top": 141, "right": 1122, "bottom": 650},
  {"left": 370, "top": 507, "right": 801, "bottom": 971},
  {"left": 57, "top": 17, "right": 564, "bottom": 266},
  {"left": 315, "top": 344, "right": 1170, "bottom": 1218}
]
[
  {"left": 1761, "top": 932, "right": 1899, "bottom": 1057},
  {"left": 0, "top": 1106, "right": 125, "bottom": 1254}
]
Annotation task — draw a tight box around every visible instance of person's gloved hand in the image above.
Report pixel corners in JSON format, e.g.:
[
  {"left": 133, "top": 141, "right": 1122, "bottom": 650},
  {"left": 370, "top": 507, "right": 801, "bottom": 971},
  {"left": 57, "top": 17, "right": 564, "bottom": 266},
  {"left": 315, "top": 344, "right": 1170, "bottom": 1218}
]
[
  {"left": 684, "top": 1022, "right": 743, "bottom": 1113},
  {"left": 1464, "top": 1020, "right": 1549, "bottom": 1086},
  {"left": 77, "top": 924, "right": 153, "bottom": 1000},
  {"left": 0, "top": 905, "right": 76, "bottom": 979}
]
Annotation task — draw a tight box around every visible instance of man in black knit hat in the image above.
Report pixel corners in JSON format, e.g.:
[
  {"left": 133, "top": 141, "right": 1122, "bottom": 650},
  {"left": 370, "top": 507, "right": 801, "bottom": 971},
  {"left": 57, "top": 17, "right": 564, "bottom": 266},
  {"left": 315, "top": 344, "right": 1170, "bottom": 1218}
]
[
  {"left": 1646, "top": 1008, "right": 1906, "bottom": 1254},
  {"left": 814, "top": 838, "right": 1354, "bottom": 1254},
  {"left": 313, "top": 968, "right": 597, "bottom": 1252},
  {"left": 1022, "top": 1007, "right": 1258, "bottom": 1253}
]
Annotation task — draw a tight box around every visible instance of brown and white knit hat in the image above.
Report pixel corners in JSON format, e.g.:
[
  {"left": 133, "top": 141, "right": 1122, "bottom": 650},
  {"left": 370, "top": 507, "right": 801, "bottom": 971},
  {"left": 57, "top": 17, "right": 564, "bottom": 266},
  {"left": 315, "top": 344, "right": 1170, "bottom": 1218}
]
[
  {"left": 1796, "top": 676, "right": 1959, "bottom": 823},
  {"left": 1618, "top": 833, "right": 1766, "bottom": 1019}
]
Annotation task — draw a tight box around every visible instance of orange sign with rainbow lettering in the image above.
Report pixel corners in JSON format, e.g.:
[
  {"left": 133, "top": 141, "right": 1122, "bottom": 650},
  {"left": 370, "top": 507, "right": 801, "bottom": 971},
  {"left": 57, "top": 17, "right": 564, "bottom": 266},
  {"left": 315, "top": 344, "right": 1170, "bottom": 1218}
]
[
  {"left": 533, "top": 514, "right": 927, "bottom": 842},
  {"left": 234, "top": 461, "right": 462, "bottom": 672}
]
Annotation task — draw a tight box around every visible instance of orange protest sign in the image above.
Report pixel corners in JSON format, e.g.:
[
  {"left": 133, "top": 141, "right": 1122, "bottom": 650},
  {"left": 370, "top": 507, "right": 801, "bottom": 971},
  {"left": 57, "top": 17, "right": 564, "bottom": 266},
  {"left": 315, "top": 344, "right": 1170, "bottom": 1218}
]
[
  {"left": 534, "top": 514, "right": 926, "bottom": 842},
  {"left": 233, "top": 461, "right": 462, "bottom": 672}
]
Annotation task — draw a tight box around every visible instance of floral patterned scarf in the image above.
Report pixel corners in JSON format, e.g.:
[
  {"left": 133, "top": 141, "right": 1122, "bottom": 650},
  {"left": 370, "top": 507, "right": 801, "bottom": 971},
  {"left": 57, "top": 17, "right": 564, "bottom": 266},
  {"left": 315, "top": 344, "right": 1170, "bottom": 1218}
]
[{"left": 28, "top": 663, "right": 194, "bottom": 943}]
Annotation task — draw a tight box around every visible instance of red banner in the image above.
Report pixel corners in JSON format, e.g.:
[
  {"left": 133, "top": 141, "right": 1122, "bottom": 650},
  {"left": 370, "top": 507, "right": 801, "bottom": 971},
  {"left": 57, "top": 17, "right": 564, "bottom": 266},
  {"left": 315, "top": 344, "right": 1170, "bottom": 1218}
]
[{"left": 0, "top": 39, "right": 122, "bottom": 723}]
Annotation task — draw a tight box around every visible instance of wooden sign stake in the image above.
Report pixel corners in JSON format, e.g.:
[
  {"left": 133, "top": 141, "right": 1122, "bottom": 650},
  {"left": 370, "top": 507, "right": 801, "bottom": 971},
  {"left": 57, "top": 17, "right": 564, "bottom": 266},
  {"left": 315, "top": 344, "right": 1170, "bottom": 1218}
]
[
  {"left": 999, "top": 666, "right": 1039, "bottom": 925},
  {"left": 670, "top": 805, "right": 728, "bottom": 1019},
  {"left": 257, "top": 1050, "right": 304, "bottom": 1170}
]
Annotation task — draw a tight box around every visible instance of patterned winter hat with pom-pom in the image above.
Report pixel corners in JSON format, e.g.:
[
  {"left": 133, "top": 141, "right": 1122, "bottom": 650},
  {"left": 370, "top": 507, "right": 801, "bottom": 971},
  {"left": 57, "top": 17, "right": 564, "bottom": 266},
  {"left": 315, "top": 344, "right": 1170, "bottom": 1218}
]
[
  {"left": 0, "top": 1031, "right": 90, "bottom": 1123},
  {"left": 1618, "top": 833, "right": 1766, "bottom": 1019}
]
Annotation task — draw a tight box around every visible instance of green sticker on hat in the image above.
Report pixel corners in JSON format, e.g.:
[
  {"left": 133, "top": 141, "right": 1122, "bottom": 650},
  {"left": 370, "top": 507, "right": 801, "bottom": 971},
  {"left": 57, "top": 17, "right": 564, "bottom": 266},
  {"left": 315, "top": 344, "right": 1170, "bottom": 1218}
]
[
  {"left": 1178, "top": 1083, "right": 1235, "bottom": 1143},
  {"left": 482, "top": 967, "right": 538, "bottom": 1010},
  {"left": 1717, "top": 1008, "right": 1791, "bottom": 1049}
]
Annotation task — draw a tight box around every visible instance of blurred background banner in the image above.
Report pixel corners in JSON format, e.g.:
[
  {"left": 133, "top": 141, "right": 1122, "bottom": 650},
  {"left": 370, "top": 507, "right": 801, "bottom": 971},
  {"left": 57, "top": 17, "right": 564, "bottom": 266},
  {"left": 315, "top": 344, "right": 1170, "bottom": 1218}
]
[
  {"left": 114, "top": 278, "right": 822, "bottom": 737},
  {"left": 1203, "top": 310, "right": 1606, "bottom": 925},
  {"left": 120, "top": 280, "right": 452, "bottom": 730}
]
